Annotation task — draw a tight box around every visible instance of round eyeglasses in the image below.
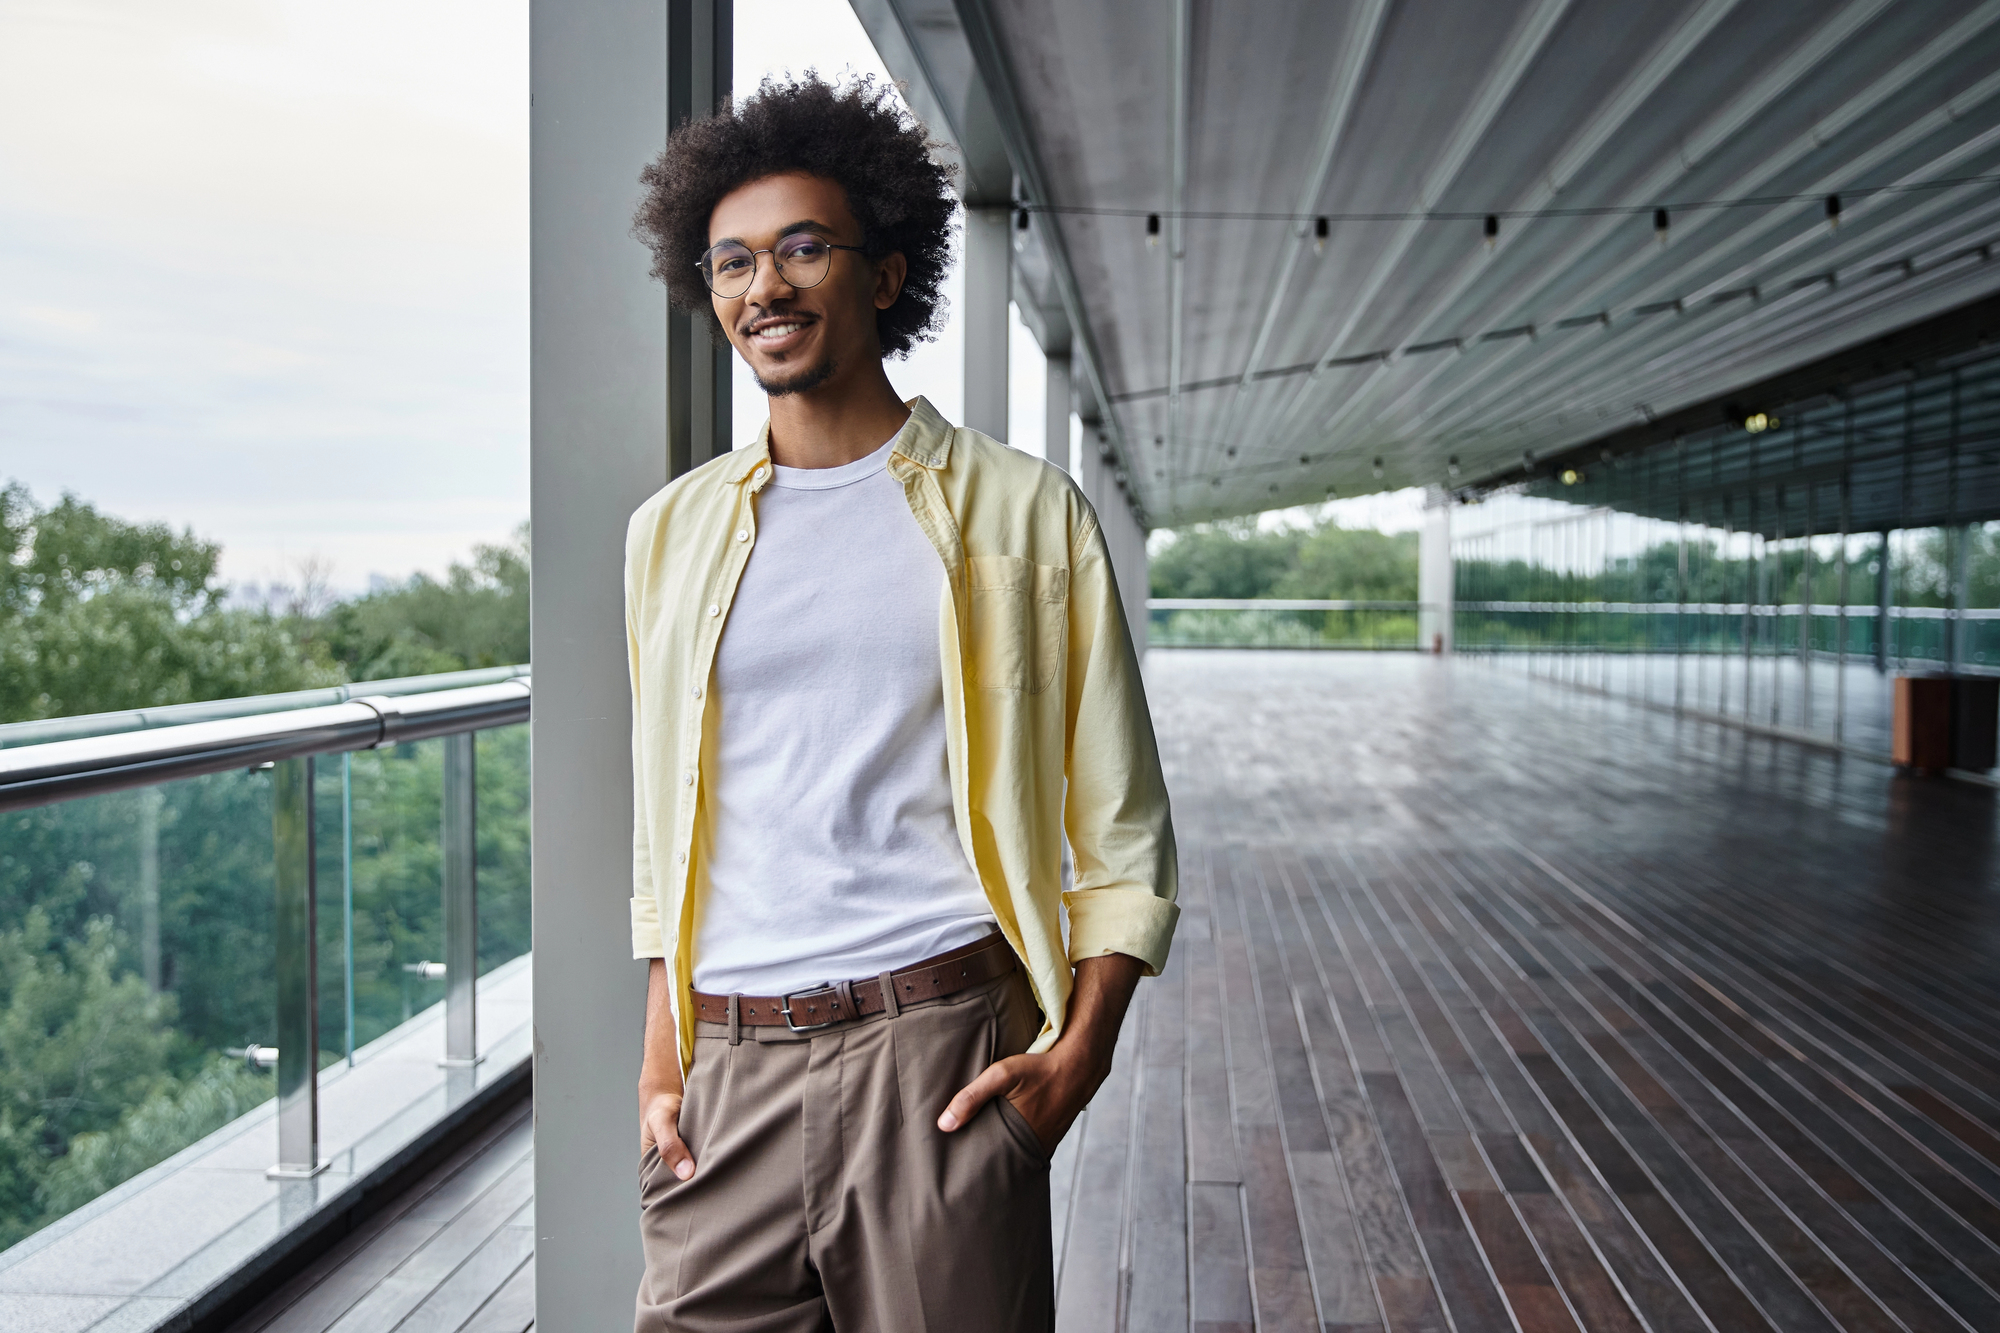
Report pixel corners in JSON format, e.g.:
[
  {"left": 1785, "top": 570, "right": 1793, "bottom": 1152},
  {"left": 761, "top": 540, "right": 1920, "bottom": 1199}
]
[{"left": 696, "top": 234, "right": 869, "bottom": 299}]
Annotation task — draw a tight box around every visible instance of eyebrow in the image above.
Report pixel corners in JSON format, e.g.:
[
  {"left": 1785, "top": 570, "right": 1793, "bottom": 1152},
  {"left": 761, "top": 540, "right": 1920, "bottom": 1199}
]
[{"left": 710, "top": 219, "right": 839, "bottom": 248}]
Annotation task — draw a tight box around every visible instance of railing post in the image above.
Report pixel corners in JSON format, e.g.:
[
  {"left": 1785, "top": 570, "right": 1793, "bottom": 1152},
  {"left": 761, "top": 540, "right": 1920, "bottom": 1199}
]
[
  {"left": 440, "top": 731, "right": 480, "bottom": 1067},
  {"left": 269, "top": 755, "right": 325, "bottom": 1178}
]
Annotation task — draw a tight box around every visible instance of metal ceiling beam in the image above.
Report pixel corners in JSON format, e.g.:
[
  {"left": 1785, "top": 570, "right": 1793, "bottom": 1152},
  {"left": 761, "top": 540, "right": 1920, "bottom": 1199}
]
[
  {"left": 1303, "top": 0, "right": 1741, "bottom": 455},
  {"left": 1245, "top": 0, "right": 1577, "bottom": 451},
  {"left": 1223, "top": 0, "right": 1389, "bottom": 429},
  {"left": 948, "top": 0, "right": 1146, "bottom": 524},
  {"left": 1379, "top": 0, "right": 1981, "bottom": 454}
]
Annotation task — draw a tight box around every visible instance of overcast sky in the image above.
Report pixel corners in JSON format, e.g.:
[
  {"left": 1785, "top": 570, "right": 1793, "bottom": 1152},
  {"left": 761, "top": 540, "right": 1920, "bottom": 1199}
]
[{"left": 0, "top": 0, "right": 1034, "bottom": 593}]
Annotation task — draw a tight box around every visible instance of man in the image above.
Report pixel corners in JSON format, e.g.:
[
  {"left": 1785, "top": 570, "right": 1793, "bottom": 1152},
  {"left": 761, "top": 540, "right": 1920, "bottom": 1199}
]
[{"left": 624, "top": 74, "right": 1176, "bottom": 1333}]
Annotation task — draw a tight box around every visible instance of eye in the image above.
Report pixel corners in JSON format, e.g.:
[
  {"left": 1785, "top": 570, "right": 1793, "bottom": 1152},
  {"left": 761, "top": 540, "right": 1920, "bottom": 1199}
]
[
  {"left": 715, "top": 253, "right": 752, "bottom": 273},
  {"left": 780, "top": 237, "right": 828, "bottom": 259}
]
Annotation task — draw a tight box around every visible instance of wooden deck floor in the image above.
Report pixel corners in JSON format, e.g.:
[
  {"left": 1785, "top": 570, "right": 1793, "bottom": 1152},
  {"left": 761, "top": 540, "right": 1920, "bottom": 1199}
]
[
  {"left": 223, "top": 1100, "right": 534, "bottom": 1333},
  {"left": 1067, "top": 651, "right": 2000, "bottom": 1333},
  {"left": 229, "top": 652, "right": 2000, "bottom": 1332}
]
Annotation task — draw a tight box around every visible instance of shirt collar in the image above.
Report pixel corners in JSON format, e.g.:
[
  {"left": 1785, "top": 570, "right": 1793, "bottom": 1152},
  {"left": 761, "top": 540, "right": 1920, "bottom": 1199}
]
[{"left": 723, "top": 395, "right": 953, "bottom": 485}]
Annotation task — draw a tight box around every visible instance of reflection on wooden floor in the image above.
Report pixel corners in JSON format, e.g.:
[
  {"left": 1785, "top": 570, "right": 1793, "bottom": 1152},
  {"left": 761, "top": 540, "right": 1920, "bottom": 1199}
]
[{"left": 1048, "top": 651, "right": 2000, "bottom": 1333}]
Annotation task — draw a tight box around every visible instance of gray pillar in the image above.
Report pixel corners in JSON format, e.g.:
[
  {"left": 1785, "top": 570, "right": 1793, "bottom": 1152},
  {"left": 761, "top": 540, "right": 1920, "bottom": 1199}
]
[
  {"left": 962, "top": 205, "right": 1011, "bottom": 442},
  {"left": 1042, "top": 352, "right": 1071, "bottom": 466},
  {"left": 1419, "top": 487, "right": 1454, "bottom": 654},
  {"left": 533, "top": 2, "right": 725, "bottom": 1325},
  {"left": 440, "top": 731, "right": 479, "bottom": 1067},
  {"left": 1067, "top": 420, "right": 1149, "bottom": 654}
]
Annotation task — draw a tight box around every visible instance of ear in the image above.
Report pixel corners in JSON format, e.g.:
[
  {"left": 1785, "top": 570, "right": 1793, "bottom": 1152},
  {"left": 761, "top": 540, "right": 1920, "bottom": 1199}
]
[{"left": 873, "top": 252, "right": 908, "bottom": 310}]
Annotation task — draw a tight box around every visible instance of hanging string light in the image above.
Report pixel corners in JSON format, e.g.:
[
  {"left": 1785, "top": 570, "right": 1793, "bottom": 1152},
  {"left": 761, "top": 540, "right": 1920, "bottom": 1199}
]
[
  {"left": 1483, "top": 214, "right": 1499, "bottom": 251},
  {"left": 1825, "top": 194, "right": 1841, "bottom": 231},
  {"left": 1314, "top": 216, "right": 1329, "bottom": 255},
  {"left": 1015, "top": 207, "right": 1030, "bottom": 252},
  {"left": 1654, "top": 207, "right": 1670, "bottom": 246},
  {"left": 1146, "top": 213, "right": 1161, "bottom": 249}
]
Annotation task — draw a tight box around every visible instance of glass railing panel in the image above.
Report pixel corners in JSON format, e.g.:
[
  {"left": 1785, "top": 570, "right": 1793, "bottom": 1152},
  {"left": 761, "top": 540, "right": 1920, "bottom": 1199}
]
[{"left": 0, "top": 769, "right": 281, "bottom": 1250}]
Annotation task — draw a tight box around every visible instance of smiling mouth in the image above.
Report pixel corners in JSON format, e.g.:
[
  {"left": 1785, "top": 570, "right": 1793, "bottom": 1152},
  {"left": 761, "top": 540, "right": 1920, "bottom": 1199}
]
[{"left": 746, "top": 318, "right": 814, "bottom": 346}]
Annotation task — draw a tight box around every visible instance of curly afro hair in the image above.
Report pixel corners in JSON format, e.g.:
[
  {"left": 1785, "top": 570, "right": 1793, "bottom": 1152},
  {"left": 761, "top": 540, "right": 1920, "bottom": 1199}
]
[{"left": 634, "top": 73, "right": 959, "bottom": 360}]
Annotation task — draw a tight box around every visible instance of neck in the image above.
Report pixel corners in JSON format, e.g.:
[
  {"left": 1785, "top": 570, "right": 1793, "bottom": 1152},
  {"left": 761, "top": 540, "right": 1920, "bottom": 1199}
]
[{"left": 764, "top": 357, "right": 911, "bottom": 469}]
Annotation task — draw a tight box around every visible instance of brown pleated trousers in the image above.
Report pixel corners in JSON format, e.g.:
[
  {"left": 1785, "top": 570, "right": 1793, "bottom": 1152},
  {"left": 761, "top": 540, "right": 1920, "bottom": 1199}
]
[{"left": 636, "top": 968, "right": 1054, "bottom": 1333}]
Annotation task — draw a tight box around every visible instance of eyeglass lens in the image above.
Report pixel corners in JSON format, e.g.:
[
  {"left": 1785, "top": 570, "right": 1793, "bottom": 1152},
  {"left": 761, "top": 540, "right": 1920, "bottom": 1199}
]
[{"left": 702, "top": 234, "right": 836, "bottom": 298}]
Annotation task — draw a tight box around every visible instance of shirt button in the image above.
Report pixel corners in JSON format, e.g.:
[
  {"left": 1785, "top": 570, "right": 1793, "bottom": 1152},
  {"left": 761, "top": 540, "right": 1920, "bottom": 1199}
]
[
  {"left": 684, "top": 772, "right": 695, "bottom": 786},
  {"left": 690, "top": 685, "right": 702, "bottom": 699},
  {"left": 735, "top": 529, "right": 749, "bottom": 542},
  {"left": 707, "top": 603, "right": 719, "bottom": 617},
  {"left": 677, "top": 850, "right": 687, "bottom": 864},
  {"left": 753, "top": 467, "right": 766, "bottom": 483}
]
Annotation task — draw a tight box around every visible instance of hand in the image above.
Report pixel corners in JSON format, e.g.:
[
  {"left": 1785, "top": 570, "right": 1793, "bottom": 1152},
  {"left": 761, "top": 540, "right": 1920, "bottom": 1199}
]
[
  {"left": 640, "top": 1088, "right": 695, "bottom": 1181},
  {"left": 936, "top": 1045, "right": 1104, "bottom": 1153},
  {"left": 936, "top": 952, "right": 1145, "bottom": 1151}
]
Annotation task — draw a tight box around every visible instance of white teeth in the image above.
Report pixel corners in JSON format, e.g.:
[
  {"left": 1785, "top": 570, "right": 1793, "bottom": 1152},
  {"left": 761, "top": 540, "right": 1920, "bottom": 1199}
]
[{"left": 753, "top": 322, "right": 805, "bottom": 340}]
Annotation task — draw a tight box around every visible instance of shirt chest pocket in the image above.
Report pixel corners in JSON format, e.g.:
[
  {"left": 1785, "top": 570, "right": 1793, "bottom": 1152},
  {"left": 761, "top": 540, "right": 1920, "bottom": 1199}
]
[{"left": 967, "top": 555, "right": 1068, "bottom": 694}]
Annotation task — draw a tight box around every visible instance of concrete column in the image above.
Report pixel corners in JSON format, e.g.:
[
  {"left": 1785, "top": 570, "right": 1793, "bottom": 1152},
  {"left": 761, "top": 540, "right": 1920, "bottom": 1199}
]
[
  {"left": 962, "top": 206, "right": 1011, "bottom": 442},
  {"left": 1069, "top": 418, "right": 1150, "bottom": 654},
  {"left": 1042, "top": 352, "right": 1070, "bottom": 466},
  {"left": 531, "top": 2, "right": 724, "bottom": 1325},
  {"left": 1419, "top": 487, "right": 1454, "bottom": 654}
]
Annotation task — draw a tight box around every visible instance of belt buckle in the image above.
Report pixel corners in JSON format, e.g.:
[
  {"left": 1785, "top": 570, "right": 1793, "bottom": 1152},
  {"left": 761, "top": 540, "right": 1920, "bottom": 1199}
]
[{"left": 780, "top": 986, "right": 841, "bottom": 1032}]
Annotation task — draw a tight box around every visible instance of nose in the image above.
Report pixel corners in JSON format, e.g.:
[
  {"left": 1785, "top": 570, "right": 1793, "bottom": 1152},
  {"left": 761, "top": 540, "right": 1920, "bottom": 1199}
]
[{"left": 744, "top": 247, "right": 798, "bottom": 311}]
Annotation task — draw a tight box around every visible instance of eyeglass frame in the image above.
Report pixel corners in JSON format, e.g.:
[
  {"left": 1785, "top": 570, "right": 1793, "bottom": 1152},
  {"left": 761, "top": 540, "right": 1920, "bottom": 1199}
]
[{"left": 695, "top": 235, "right": 872, "bottom": 298}]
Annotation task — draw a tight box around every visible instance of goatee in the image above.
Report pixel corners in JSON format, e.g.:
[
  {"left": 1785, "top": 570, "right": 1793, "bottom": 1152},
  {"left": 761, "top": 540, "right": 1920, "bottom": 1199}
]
[{"left": 755, "top": 355, "right": 838, "bottom": 397}]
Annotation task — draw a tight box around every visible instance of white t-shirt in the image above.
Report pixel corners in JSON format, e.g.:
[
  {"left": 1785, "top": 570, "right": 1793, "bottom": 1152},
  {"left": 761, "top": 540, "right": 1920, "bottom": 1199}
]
[{"left": 689, "top": 436, "right": 996, "bottom": 996}]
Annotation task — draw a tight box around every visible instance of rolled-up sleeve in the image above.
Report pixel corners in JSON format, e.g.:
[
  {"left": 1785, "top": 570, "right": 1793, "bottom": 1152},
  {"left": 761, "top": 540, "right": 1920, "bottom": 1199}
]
[{"left": 1060, "top": 512, "right": 1179, "bottom": 974}]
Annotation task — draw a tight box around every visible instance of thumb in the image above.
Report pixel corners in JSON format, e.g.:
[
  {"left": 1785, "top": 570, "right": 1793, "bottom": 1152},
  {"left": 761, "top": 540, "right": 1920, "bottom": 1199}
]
[{"left": 938, "top": 1059, "right": 1018, "bottom": 1133}]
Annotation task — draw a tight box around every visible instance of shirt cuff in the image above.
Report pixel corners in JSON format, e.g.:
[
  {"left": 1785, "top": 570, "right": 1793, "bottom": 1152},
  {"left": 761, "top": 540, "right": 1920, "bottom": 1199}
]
[
  {"left": 630, "top": 895, "right": 665, "bottom": 959},
  {"left": 1063, "top": 888, "right": 1180, "bottom": 976}
]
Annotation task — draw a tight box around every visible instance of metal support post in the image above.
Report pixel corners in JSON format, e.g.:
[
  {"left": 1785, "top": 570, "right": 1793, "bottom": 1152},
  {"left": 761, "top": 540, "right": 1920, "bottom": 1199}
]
[
  {"left": 440, "top": 732, "right": 480, "bottom": 1067},
  {"left": 269, "top": 756, "right": 325, "bottom": 1179},
  {"left": 1875, "top": 532, "right": 1893, "bottom": 673},
  {"left": 962, "top": 205, "right": 1011, "bottom": 441},
  {"left": 667, "top": 0, "right": 733, "bottom": 472},
  {"left": 137, "top": 786, "right": 161, "bottom": 991}
]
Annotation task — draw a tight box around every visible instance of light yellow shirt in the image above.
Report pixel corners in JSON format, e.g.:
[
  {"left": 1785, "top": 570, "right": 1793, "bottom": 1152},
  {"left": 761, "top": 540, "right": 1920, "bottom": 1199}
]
[{"left": 627, "top": 396, "right": 1178, "bottom": 1066}]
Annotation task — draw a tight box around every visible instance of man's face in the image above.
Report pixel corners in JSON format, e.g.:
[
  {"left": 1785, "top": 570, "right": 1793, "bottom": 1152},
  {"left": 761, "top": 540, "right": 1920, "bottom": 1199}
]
[{"left": 706, "top": 172, "right": 905, "bottom": 397}]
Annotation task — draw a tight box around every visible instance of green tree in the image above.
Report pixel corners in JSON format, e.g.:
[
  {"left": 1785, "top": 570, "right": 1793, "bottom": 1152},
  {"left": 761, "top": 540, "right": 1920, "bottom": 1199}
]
[
  {"left": 323, "top": 526, "right": 530, "bottom": 680},
  {"left": 0, "top": 484, "right": 343, "bottom": 723}
]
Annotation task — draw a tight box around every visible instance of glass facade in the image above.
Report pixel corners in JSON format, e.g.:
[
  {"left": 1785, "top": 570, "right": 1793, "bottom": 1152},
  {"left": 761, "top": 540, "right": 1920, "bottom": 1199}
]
[{"left": 1452, "top": 343, "right": 2000, "bottom": 757}]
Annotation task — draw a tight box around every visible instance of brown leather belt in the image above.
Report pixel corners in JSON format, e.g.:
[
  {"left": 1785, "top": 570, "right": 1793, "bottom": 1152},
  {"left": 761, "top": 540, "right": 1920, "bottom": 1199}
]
[{"left": 690, "top": 931, "right": 1016, "bottom": 1031}]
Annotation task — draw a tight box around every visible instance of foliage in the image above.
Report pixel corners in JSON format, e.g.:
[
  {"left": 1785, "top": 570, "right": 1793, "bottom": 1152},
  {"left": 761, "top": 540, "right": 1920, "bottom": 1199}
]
[
  {"left": 0, "top": 484, "right": 343, "bottom": 723},
  {"left": 321, "top": 525, "right": 530, "bottom": 681},
  {"left": 1149, "top": 515, "right": 1419, "bottom": 603}
]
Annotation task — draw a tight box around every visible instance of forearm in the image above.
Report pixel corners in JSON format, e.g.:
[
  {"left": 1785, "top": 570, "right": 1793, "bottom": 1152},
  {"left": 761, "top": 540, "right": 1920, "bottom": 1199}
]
[
  {"left": 639, "top": 958, "right": 685, "bottom": 1101},
  {"left": 1051, "top": 952, "right": 1144, "bottom": 1087}
]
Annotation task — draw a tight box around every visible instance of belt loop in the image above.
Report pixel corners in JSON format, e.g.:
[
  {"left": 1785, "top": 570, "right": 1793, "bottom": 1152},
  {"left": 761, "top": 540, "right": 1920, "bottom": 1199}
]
[
  {"left": 835, "top": 978, "right": 855, "bottom": 1021},
  {"left": 877, "top": 970, "right": 900, "bottom": 1019},
  {"left": 727, "top": 993, "right": 741, "bottom": 1046}
]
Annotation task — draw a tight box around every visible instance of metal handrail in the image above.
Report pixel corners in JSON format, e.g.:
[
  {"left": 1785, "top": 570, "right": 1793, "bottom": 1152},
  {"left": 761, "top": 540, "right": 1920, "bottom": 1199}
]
[
  {"left": 0, "top": 679, "right": 531, "bottom": 812},
  {"left": 0, "top": 663, "right": 530, "bottom": 751},
  {"left": 1148, "top": 598, "right": 1433, "bottom": 611}
]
